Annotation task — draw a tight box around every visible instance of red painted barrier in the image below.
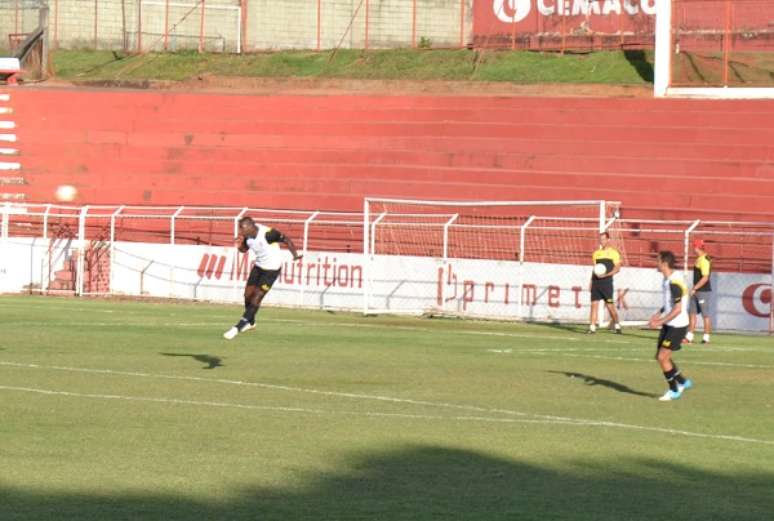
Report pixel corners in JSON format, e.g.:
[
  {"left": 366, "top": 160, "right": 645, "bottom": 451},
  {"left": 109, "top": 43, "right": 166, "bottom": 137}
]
[{"left": 7, "top": 88, "right": 774, "bottom": 221}]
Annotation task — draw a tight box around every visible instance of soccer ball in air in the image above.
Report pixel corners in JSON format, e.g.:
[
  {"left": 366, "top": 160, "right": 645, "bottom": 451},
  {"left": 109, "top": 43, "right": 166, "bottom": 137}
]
[
  {"left": 55, "top": 184, "right": 78, "bottom": 203},
  {"left": 593, "top": 263, "right": 607, "bottom": 277}
]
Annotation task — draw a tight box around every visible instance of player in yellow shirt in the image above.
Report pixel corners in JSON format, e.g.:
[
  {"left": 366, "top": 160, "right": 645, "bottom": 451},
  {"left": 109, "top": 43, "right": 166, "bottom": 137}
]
[
  {"left": 588, "top": 231, "right": 622, "bottom": 334},
  {"left": 685, "top": 239, "right": 713, "bottom": 344}
]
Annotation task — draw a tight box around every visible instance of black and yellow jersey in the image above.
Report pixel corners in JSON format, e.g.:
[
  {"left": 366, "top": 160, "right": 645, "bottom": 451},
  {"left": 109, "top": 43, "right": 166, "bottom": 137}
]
[
  {"left": 592, "top": 247, "right": 621, "bottom": 281},
  {"left": 693, "top": 254, "right": 712, "bottom": 292}
]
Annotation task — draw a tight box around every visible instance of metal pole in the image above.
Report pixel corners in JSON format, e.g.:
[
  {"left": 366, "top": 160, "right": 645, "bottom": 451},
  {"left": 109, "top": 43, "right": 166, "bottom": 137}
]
[
  {"left": 137, "top": 0, "right": 143, "bottom": 52},
  {"left": 770, "top": 233, "right": 773, "bottom": 335},
  {"left": 722, "top": 0, "right": 731, "bottom": 87},
  {"left": 76, "top": 206, "right": 89, "bottom": 296},
  {"left": 300, "top": 211, "right": 319, "bottom": 307},
  {"left": 94, "top": 0, "right": 99, "bottom": 50},
  {"left": 364, "top": 0, "right": 369, "bottom": 49},
  {"left": 164, "top": 0, "right": 169, "bottom": 50},
  {"left": 54, "top": 0, "right": 59, "bottom": 49},
  {"left": 43, "top": 204, "right": 51, "bottom": 239},
  {"left": 370, "top": 211, "right": 387, "bottom": 260},
  {"left": 199, "top": 0, "right": 206, "bottom": 53},
  {"left": 684, "top": 220, "right": 700, "bottom": 275},
  {"left": 171, "top": 206, "right": 184, "bottom": 245},
  {"left": 109, "top": 206, "right": 124, "bottom": 296},
  {"left": 518, "top": 216, "right": 536, "bottom": 321},
  {"left": 235, "top": 3, "right": 241, "bottom": 53},
  {"left": 317, "top": 0, "right": 321, "bottom": 51},
  {"left": 598, "top": 200, "right": 606, "bottom": 233},
  {"left": 459, "top": 0, "right": 465, "bottom": 48},
  {"left": 362, "top": 199, "right": 370, "bottom": 314},
  {"left": 411, "top": 0, "right": 416, "bottom": 48},
  {"left": 441, "top": 213, "right": 458, "bottom": 313},
  {"left": 0, "top": 203, "right": 9, "bottom": 240},
  {"left": 240, "top": 0, "right": 247, "bottom": 53}
]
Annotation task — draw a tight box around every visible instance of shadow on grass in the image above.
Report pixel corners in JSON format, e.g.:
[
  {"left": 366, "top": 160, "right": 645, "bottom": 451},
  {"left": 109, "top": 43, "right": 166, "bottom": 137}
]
[
  {"left": 1, "top": 445, "right": 771, "bottom": 521},
  {"left": 624, "top": 50, "right": 654, "bottom": 83},
  {"left": 535, "top": 321, "right": 657, "bottom": 341},
  {"left": 160, "top": 352, "right": 222, "bottom": 369},
  {"left": 548, "top": 370, "right": 660, "bottom": 398}
]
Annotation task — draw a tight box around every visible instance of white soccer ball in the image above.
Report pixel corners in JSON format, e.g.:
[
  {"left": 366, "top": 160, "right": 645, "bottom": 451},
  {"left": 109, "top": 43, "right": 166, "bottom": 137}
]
[
  {"left": 55, "top": 184, "right": 78, "bottom": 203},
  {"left": 593, "top": 263, "right": 607, "bottom": 277}
]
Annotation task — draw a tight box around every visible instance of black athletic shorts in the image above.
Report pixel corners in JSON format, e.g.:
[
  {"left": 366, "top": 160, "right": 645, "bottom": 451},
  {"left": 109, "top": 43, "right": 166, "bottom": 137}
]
[
  {"left": 657, "top": 325, "right": 687, "bottom": 353},
  {"left": 590, "top": 281, "right": 614, "bottom": 303},
  {"left": 247, "top": 265, "right": 281, "bottom": 293}
]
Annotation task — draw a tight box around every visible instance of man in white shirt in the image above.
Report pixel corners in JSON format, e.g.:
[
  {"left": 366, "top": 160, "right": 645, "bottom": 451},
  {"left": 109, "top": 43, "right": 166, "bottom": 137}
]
[
  {"left": 224, "top": 216, "right": 302, "bottom": 340},
  {"left": 648, "top": 250, "right": 694, "bottom": 401}
]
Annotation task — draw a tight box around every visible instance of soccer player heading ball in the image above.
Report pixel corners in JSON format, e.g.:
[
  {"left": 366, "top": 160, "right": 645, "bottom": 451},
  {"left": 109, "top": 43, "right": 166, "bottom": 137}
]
[
  {"left": 648, "top": 251, "right": 694, "bottom": 401},
  {"left": 588, "top": 231, "right": 622, "bottom": 334},
  {"left": 224, "top": 216, "right": 302, "bottom": 340}
]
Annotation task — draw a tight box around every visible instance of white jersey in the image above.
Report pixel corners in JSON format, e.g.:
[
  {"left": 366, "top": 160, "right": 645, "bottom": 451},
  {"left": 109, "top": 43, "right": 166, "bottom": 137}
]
[
  {"left": 662, "top": 271, "right": 689, "bottom": 328},
  {"left": 245, "top": 224, "right": 284, "bottom": 271}
]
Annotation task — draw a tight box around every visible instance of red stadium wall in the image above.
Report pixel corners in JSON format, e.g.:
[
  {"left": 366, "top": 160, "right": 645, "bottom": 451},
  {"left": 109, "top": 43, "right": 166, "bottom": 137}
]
[{"left": 3, "top": 87, "right": 774, "bottom": 221}]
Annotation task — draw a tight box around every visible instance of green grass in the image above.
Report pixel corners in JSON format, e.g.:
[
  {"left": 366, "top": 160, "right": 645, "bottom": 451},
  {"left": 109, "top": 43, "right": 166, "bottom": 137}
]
[
  {"left": 50, "top": 49, "right": 655, "bottom": 84},
  {"left": 1, "top": 295, "right": 772, "bottom": 520}
]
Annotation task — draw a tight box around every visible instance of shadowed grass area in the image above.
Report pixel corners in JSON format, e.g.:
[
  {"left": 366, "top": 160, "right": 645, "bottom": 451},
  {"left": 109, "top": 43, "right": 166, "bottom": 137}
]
[
  {"left": 1, "top": 295, "right": 772, "bottom": 520},
  {"left": 50, "top": 48, "right": 656, "bottom": 85}
]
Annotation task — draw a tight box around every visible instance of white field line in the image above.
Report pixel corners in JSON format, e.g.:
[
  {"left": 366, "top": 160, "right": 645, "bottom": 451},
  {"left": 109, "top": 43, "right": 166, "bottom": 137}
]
[
  {"left": 0, "top": 94, "right": 9, "bottom": 101},
  {"left": 0, "top": 121, "right": 15, "bottom": 129},
  {"left": 1, "top": 361, "right": 772, "bottom": 446},
  {"left": 0, "top": 134, "right": 16, "bottom": 142},
  {"left": 0, "top": 384, "right": 588, "bottom": 427}
]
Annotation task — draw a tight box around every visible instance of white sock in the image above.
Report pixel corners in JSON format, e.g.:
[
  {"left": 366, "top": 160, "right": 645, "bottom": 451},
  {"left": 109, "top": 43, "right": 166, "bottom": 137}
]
[
  {"left": 703, "top": 333, "right": 710, "bottom": 341},
  {"left": 614, "top": 323, "right": 621, "bottom": 330},
  {"left": 589, "top": 324, "right": 597, "bottom": 332},
  {"left": 685, "top": 331, "right": 694, "bottom": 341}
]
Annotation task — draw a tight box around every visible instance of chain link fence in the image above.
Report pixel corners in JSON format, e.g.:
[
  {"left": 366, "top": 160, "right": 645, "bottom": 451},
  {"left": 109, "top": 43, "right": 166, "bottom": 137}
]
[{"left": 32, "top": 0, "right": 473, "bottom": 53}]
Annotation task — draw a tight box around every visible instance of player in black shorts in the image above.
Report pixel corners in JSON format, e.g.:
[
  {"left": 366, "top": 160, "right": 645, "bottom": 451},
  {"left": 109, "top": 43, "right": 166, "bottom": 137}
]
[
  {"left": 588, "top": 231, "right": 622, "bottom": 334},
  {"left": 224, "top": 217, "right": 302, "bottom": 340},
  {"left": 648, "top": 251, "right": 694, "bottom": 401}
]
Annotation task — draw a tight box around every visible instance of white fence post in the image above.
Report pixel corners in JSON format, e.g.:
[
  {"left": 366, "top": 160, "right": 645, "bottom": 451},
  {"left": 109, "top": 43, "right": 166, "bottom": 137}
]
[
  {"left": 299, "top": 211, "right": 319, "bottom": 307},
  {"left": 440, "top": 213, "right": 458, "bottom": 313},
  {"left": 1, "top": 202, "right": 9, "bottom": 240},
  {"left": 518, "top": 215, "right": 536, "bottom": 321},
  {"left": 684, "top": 220, "right": 701, "bottom": 275},
  {"left": 109, "top": 206, "right": 125, "bottom": 296},
  {"left": 76, "top": 205, "right": 89, "bottom": 296}
]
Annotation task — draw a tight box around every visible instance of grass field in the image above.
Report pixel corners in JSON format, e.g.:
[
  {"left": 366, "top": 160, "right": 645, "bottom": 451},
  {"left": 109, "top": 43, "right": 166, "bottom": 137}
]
[
  {"left": 50, "top": 49, "right": 654, "bottom": 85},
  {"left": 1, "top": 295, "right": 772, "bottom": 520}
]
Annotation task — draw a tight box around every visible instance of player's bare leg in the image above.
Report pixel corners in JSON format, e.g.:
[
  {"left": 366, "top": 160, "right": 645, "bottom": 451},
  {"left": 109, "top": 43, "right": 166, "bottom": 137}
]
[
  {"left": 588, "top": 301, "right": 599, "bottom": 333},
  {"left": 224, "top": 285, "right": 265, "bottom": 340},
  {"left": 702, "top": 316, "right": 712, "bottom": 344},
  {"left": 686, "top": 313, "right": 697, "bottom": 343},
  {"left": 657, "top": 347, "right": 692, "bottom": 401},
  {"left": 605, "top": 302, "right": 622, "bottom": 334}
]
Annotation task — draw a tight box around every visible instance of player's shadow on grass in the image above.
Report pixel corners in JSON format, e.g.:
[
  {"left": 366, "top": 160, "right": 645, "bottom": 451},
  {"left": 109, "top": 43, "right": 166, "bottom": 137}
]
[
  {"left": 538, "top": 321, "right": 655, "bottom": 341},
  {"left": 548, "top": 370, "right": 659, "bottom": 398},
  {"left": 160, "top": 352, "right": 222, "bottom": 369},
  {"left": 2, "top": 444, "right": 773, "bottom": 521}
]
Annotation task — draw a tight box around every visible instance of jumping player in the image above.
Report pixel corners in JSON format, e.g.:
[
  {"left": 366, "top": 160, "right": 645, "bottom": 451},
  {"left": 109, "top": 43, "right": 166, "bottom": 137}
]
[
  {"left": 588, "top": 231, "right": 622, "bottom": 334},
  {"left": 685, "top": 239, "right": 713, "bottom": 344},
  {"left": 223, "top": 216, "right": 302, "bottom": 340},
  {"left": 648, "top": 251, "right": 694, "bottom": 401}
]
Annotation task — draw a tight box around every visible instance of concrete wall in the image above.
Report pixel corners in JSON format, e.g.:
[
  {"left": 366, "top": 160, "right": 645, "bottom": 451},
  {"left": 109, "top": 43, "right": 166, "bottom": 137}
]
[{"left": 41, "top": 0, "right": 473, "bottom": 51}]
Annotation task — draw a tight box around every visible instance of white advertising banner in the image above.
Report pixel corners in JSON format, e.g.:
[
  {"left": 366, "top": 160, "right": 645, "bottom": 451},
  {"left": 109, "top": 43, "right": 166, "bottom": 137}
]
[{"left": 1, "top": 239, "right": 771, "bottom": 333}]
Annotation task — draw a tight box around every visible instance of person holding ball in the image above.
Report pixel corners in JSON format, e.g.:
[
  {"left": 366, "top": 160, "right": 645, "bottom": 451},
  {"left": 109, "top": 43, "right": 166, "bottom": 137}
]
[{"left": 588, "top": 231, "right": 622, "bottom": 334}]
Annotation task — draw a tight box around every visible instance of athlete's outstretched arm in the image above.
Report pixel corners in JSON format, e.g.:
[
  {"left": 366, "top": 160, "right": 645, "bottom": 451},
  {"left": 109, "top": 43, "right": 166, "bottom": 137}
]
[{"left": 282, "top": 235, "right": 303, "bottom": 260}]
